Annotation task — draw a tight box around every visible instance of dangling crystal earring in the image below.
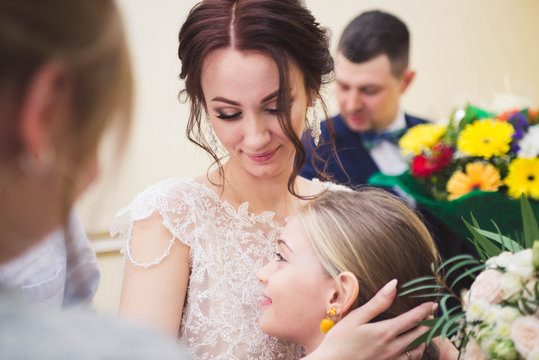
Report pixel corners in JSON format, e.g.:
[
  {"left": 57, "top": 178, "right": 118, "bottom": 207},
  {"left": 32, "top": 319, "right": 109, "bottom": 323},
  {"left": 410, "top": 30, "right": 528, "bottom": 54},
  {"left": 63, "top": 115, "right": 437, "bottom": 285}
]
[
  {"left": 320, "top": 306, "right": 337, "bottom": 333},
  {"left": 205, "top": 114, "right": 218, "bottom": 154},
  {"left": 310, "top": 98, "right": 321, "bottom": 146}
]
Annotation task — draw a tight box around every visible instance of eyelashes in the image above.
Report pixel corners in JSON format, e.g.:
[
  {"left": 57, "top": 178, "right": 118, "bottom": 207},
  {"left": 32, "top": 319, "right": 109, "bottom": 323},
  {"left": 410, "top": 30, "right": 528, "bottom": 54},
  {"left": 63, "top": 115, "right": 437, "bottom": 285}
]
[
  {"left": 214, "top": 107, "right": 284, "bottom": 121},
  {"left": 274, "top": 252, "right": 285, "bottom": 262},
  {"left": 216, "top": 112, "right": 241, "bottom": 120}
]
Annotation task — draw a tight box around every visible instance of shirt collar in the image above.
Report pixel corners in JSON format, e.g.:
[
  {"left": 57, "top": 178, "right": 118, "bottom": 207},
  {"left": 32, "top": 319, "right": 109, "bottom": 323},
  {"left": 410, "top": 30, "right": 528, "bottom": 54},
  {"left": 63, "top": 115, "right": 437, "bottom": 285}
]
[{"left": 380, "top": 108, "right": 405, "bottom": 133}]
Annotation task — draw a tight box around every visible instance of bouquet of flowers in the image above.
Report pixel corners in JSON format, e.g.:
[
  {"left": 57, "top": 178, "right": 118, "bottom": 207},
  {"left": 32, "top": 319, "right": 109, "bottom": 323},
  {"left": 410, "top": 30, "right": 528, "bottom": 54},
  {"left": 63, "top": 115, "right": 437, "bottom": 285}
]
[
  {"left": 398, "top": 105, "right": 538, "bottom": 202},
  {"left": 369, "top": 105, "right": 539, "bottom": 238},
  {"left": 402, "top": 197, "right": 539, "bottom": 360}
]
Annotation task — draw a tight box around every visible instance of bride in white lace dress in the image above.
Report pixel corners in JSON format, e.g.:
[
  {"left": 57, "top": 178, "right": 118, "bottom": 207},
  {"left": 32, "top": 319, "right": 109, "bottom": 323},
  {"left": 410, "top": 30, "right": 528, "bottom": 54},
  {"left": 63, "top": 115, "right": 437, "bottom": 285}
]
[{"left": 112, "top": 1, "right": 435, "bottom": 359}]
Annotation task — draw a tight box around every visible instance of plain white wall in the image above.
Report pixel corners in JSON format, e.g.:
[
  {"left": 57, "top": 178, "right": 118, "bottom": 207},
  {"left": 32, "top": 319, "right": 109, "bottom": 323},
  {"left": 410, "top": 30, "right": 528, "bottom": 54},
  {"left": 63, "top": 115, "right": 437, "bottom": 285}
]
[{"left": 81, "top": 0, "right": 539, "bottom": 312}]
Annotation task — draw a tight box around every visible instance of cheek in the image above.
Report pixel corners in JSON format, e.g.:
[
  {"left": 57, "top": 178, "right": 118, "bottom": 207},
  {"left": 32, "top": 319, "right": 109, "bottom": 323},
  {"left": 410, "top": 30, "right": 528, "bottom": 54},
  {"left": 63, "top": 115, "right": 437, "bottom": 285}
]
[
  {"left": 212, "top": 122, "right": 241, "bottom": 148},
  {"left": 290, "top": 108, "right": 307, "bottom": 138}
]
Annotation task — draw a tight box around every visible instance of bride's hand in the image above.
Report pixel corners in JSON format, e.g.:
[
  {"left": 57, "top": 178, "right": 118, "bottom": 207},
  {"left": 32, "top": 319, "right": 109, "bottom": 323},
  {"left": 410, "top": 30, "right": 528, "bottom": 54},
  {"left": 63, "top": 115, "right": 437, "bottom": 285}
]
[{"left": 305, "top": 279, "right": 436, "bottom": 360}]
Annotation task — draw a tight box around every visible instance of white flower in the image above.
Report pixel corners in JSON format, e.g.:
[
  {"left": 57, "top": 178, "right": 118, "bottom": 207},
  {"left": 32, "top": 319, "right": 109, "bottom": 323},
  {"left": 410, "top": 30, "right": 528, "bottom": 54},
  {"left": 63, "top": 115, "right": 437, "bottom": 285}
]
[
  {"left": 518, "top": 124, "right": 539, "bottom": 158},
  {"left": 499, "top": 306, "right": 521, "bottom": 324},
  {"left": 494, "top": 322, "right": 512, "bottom": 338},
  {"left": 528, "top": 348, "right": 539, "bottom": 360},
  {"left": 506, "top": 249, "right": 534, "bottom": 281},
  {"left": 493, "top": 340, "right": 518, "bottom": 360},
  {"left": 501, "top": 272, "right": 523, "bottom": 302},
  {"left": 484, "top": 304, "right": 502, "bottom": 325},
  {"left": 480, "top": 335, "right": 498, "bottom": 355},
  {"left": 467, "top": 300, "right": 489, "bottom": 322},
  {"left": 487, "top": 251, "right": 514, "bottom": 269}
]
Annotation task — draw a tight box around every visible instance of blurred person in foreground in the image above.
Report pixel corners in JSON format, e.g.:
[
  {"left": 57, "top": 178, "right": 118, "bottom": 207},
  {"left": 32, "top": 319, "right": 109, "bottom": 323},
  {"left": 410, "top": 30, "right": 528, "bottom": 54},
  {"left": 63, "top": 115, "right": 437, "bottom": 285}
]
[{"left": 0, "top": 0, "right": 189, "bottom": 358}]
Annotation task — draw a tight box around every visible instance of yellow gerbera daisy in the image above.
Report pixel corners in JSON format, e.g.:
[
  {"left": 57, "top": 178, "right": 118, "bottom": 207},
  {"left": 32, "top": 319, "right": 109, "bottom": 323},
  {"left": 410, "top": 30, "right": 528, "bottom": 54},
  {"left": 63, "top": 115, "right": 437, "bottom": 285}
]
[
  {"left": 446, "top": 162, "right": 503, "bottom": 200},
  {"left": 399, "top": 124, "right": 446, "bottom": 156},
  {"left": 504, "top": 157, "right": 539, "bottom": 200},
  {"left": 457, "top": 119, "right": 514, "bottom": 159}
]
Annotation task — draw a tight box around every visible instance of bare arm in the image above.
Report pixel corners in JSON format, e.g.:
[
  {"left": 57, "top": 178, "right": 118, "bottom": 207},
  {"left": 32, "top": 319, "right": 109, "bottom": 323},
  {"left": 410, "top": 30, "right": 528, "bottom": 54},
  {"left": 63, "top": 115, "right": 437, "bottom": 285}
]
[
  {"left": 305, "top": 280, "right": 436, "bottom": 360},
  {"left": 118, "top": 212, "right": 190, "bottom": 337}
]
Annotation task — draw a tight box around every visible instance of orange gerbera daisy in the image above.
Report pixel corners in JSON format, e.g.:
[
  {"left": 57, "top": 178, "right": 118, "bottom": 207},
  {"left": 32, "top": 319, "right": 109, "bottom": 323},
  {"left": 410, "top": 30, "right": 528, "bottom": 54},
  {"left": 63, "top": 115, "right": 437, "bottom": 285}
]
[{"left": 446, "top": 162, "right": 503, "bottom": 200}]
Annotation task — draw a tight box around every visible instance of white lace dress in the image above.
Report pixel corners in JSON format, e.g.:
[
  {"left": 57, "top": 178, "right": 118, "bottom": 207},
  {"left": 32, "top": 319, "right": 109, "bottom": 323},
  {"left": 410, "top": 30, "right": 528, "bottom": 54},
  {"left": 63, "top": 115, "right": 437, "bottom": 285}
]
[{"left": 111, "top": 178, "right": 308, "bottom": 360}]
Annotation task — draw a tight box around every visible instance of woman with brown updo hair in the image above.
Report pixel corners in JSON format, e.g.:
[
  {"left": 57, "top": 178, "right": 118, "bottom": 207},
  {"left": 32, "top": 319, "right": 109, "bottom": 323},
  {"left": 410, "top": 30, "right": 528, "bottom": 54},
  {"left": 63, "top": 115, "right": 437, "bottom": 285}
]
[{"left": 114, "top": 1, "right": 436, "bottom": 359}]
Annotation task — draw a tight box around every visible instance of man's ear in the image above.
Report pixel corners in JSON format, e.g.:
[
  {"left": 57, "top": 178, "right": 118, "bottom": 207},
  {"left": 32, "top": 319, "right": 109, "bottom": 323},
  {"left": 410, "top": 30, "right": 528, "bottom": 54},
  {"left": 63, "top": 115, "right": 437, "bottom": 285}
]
[
  {"left": 18, "top": 62, "right": 68, "bottom": 159},
  {"left": 399, "top": 68, "right": 416, "bottom": 94},
  {"left": 328, "top": 271, "right": 359, "bottom": 315}
]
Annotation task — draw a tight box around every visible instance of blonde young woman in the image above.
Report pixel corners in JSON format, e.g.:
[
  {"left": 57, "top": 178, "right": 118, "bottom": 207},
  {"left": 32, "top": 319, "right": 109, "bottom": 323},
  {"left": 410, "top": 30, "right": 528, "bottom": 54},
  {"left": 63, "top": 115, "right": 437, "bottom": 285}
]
[
  {"left": 258, "top": 189, "right": 459, "bottom": 360},
  {"left": 0, "top": 0, "right": 188, "bottom": 358},
  {"left": 114, "top": 0, "right": 435, "bottom": 359}
]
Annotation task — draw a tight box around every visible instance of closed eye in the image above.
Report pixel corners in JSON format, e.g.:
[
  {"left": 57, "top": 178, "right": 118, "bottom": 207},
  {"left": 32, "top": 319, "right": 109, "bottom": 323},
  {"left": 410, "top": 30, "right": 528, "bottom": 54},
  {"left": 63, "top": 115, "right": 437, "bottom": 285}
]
[
  {"left": 216, "top": 112, "right": 242, "bottom": 120},
  {"left": 274, "top": 252, "right": 286, "bottom": 262}
]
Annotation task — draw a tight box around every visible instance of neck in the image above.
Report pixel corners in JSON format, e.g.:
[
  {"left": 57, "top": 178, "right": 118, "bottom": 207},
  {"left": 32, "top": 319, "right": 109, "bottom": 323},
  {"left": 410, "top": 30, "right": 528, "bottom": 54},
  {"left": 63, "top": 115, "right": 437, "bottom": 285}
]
[
  {"left": 220, "top": 161, "right": 299, "bottom": 222},
  {"left": 302, "top": 331, "right": 326, "bottom": 355}
]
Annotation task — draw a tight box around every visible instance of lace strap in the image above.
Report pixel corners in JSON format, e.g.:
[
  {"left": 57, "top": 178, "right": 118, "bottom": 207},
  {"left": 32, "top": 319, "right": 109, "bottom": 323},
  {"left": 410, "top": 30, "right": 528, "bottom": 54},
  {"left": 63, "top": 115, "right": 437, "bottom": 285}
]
[{"left": 122, "top": 222, "right": 179, "bottom": 268}]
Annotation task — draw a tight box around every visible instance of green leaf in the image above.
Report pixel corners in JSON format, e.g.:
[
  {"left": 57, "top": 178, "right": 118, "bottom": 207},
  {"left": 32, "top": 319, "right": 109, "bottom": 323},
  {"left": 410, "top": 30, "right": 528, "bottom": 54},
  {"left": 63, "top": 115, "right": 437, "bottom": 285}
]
[
  {"left": 438, "top": 254, "right": 477, "bottom": 272},
  {"left": 491, "top": 221, "right": 518, "bottom": 252},
  {"left": 474, "top": 225, "right": 524, "bottom": 251},
  {"left": 444, "top": 259, "right": 482, "bottom": 281},
  {"left": 406, "top": 325, "right": 442, "bottom": 350},
  {"left": 464, "top": 216, "right": 500, "bottom": 257},
  {"left": 450, "top": 264, "right": 486, "bottom": 288},
  {"left": 399, "top": 284, "right": 442, "bottom": 297},
  {"left": 441, "top": 313, "right": 465, "bottom": 340},
  {"left": 521, "top": 195, "right": 539, "bottom": 249},
  {"left": 409, "top": 293, "right": 449, "bottom": 299},
  {"left": 471, "top": 236, "right": 488, "bottom": 262},
  {"left": 401, "top": 276, "right": 437, "bottom": 288}
]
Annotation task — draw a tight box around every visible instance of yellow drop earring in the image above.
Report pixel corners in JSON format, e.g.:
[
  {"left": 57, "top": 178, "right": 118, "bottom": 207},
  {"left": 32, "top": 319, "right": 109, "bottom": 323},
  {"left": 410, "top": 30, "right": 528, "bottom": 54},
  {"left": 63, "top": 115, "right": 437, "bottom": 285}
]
[{"left": 320, "top": 306, "right": 337, "bottom": 333}]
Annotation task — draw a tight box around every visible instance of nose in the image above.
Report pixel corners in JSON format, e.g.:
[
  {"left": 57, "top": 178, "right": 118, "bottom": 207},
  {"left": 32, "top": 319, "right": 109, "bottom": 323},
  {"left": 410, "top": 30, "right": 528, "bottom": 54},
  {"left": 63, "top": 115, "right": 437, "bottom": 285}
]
[
  {"left": 344, "top": 89, "right": 363, "bottom": 113},
  {"left": 243, "top": 114, "right": 271, "bottom": 150},
  {"left": 256, "top": 261, "right": 275, "bottom": 285}
]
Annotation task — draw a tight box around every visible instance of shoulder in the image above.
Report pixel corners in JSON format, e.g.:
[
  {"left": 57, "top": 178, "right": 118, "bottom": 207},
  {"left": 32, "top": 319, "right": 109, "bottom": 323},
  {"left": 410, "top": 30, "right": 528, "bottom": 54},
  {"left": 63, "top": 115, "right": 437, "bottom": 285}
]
[
  {"left": 298, "top": 177, "right": 352, "bottom": 195},
  {"left": 111, "top": 178, "right": 207, "bottom": 235},
  {"left": 405, "top": 113, "right": 430, "bottom": 127},
  {"left": 0, "top": 293, "right": 189, "bottom": 360}
]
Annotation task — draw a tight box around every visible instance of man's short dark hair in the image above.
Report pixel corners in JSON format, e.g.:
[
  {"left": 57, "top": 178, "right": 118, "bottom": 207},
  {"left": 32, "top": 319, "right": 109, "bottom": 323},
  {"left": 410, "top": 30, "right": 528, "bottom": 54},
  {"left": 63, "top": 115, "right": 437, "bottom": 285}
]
[{"left": 338, "top": 10, "right": 409, "bottom": 77}]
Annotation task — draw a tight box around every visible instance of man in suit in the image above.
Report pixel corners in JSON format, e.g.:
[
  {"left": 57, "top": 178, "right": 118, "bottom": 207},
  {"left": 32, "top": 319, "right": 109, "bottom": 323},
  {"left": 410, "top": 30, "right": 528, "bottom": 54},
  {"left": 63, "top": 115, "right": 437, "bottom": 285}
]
[
  {"left": 301, "top": 10, "right": 427, "bottom": 186},
  {"left": 301, "top": 10, "right": 474, "bottom": 264}
]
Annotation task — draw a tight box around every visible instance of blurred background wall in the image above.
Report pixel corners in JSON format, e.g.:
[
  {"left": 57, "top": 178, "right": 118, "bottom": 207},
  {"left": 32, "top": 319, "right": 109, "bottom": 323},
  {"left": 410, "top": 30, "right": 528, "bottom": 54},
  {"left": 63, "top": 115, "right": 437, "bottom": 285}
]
[{"left": 78, "top": 0, "right": 539, "bottom": 313}]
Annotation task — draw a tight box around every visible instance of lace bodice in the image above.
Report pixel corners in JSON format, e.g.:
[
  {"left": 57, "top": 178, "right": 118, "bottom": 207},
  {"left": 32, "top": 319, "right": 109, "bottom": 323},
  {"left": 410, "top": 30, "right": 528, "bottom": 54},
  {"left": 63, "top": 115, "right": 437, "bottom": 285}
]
[{"left": 111, "top": 178, "right": 310, "bottom": 359}]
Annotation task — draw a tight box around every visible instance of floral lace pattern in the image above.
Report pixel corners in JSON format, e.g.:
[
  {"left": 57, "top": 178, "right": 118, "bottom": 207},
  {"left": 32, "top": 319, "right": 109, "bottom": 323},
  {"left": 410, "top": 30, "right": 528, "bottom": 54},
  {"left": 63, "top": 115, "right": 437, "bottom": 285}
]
[{"left": 111, "top": 178, "right": 306, "bottom": 359}]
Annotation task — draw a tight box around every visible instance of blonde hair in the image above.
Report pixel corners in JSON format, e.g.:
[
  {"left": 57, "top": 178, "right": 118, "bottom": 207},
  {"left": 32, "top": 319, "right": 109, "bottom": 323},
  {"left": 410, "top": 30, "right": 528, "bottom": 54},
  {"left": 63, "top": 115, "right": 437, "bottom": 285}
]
[
  {"left": 0, "top": 0, "right": 133, "bottom": 215},
  {"left": 297, "top": 188, "right": 440, "bottom": 319}
]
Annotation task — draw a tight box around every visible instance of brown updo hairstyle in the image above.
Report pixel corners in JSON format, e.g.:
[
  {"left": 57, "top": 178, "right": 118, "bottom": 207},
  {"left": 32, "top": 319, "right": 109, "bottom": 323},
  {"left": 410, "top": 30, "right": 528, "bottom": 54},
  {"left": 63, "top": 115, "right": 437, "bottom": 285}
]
[
  {"left": 178, "top": 0, "right": 333, "bottom": 197},
  {"left": 297, "top": 189, "right": 441, "bottom": 359},
  {"left": 0, "top": 0, "right": 133, "bottom": 219}
]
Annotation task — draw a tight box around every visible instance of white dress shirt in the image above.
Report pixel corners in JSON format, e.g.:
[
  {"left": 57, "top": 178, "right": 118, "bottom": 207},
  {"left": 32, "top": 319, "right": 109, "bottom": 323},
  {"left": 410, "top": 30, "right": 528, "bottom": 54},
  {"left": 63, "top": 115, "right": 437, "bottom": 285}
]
[{"left": 369, "top": 108, "right": 408, "bottom": 175}]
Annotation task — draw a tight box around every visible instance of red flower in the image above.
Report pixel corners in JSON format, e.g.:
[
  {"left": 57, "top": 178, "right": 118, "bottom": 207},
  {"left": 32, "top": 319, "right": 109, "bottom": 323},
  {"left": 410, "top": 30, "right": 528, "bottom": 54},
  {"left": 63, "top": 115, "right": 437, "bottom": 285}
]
[
  {"left": 411, "top": 143, "right": 453, "bottom": 178},
  {"left": 497, "top": 109, "right": 519, "bottom": 121}
]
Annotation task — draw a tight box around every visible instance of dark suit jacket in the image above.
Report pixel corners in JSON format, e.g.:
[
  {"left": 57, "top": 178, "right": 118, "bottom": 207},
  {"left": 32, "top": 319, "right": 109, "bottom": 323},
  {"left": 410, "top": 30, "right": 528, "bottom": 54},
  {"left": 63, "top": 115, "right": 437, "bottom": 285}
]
[
  {"left": 300, "top": 113, "right": 427, "bottom": 186},
  {"left": 299, "top": 112, "right": 476, "bottom": 267}
]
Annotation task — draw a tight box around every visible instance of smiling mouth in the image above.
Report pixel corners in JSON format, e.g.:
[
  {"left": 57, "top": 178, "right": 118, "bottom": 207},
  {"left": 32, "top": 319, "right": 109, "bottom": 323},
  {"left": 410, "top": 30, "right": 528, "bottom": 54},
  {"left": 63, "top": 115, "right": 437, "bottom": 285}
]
[{"left": 246, "top": 147, "right": 280, "bottom": 163}]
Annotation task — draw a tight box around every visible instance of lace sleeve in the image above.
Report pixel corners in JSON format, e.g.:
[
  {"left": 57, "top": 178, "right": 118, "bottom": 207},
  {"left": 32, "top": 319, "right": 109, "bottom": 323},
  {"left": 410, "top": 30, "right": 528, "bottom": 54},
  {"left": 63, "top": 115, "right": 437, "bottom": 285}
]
[{"left": 110, "top": 178, "right": 198, "bottom": 268}]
